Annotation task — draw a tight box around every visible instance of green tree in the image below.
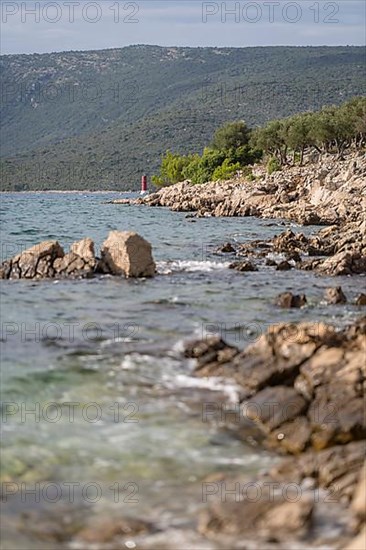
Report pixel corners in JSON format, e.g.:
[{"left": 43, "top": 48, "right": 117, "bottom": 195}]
[
  {"left": 182, "top": 148, "right": 226, "bottom": 184},
  {"left": 286, "top": 114, "right": 312, "bottom": 164},
  {"left": 152, "top": 150, "right": 192, "bottom": 187},
  {"left": 251, "top": 120, "right": 287, "bottom": 164},
  {"left": 211, "top": 121, "right": 251, "bottom": 151}
]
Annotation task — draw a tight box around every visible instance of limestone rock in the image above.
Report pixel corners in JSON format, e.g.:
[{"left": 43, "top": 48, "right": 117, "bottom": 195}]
[
  {"left": 351, "top": 464, "right": 366, "bottom": 520},
  {"left": 0, "top": 241, "right": 64, "bottom": 280},
  {"left": 318, "top": 251, "right": 366, "bottom": 276},
  {"left": 356, "top": 293, "right": 366, "bottom": 306},
  {"left": 101, "top": 231, "right": 156, "bottom": 278},
  {"left": 345, "top": 526, "right": 366, "bottom": 550},
  {"left": 268, "top": 416, "right": 312, "bottom": 454},
  {"left": 70, "top": 238, "right": 96, "bottom": 263},
  {"left": 244, "top": 386, "right": 308, "bottom": 432},
  {"left": 216, "top": 242, "right": 235, "bottom": 253},
  {"left": 276, "top": 260, "right": 292, "bottom": 271},
  {"left": 231, "top": 322, "right": 334, "bottom": 394},
  {"left": 229, "top": 260, "right": 258, "bottom": 272},
  {"left": 54, "top": 238, "right": 97, "bottom": 277},
  {"left": 271, "top": 441, "right": 365, "bottom": 499},
  {"left": 325, "top": 286, "right": 348, "bottom": 304},
  {"left": 276, "top": 292, "right": 307, "bottom": 308},
  {"left": 186, "top": 336, "right": 239, "bottom": 377}
]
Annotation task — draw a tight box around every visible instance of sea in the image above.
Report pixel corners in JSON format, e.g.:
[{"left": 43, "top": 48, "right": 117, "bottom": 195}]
[{"left": 0, "top": 192, "right": 364, "bottom": 549}]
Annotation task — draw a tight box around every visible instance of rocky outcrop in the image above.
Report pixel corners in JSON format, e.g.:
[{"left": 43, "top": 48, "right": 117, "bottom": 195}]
[
  {"left": 186, "top": 318, "right": 366, "bottom": 452},
  {"left": 53, "top": 238, "right": 97, "bottom": 277},
  {"left": 101, "top": 231, "right": 156, "bottom": 278},
  {"left": 113, "top": 150, "right": 366, "bottom": 278},
  {"left": 228, "top": 219, "right": 366, "bottom": 277},
  {"left": 0, "top": 241, "right": 64, "bottom": 279},
  {"left": 351, "top": 463, "right": 366, "bottom": 522},
  {"left": 187, "top": 318, "right": 366, "bottom": 549},
  {"left": 0, "top": 232, "right": 155, "bottom": 280},
  {"left": 114, "top": 149, "right": 366, "bottom": 226}
]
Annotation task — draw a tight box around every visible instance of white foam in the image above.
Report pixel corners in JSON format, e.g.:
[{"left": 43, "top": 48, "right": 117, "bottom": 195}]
[
  {"left": 163, "top": 373, "right": 241, "bottom": 403},
  {"left": 157, "top": 260, "right": 230, "bottom": 274}
]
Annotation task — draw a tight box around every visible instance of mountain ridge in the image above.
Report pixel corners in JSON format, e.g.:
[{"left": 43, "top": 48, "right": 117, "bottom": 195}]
[{"left": 1, "top": 45, "right": 365, "bottom": 190}]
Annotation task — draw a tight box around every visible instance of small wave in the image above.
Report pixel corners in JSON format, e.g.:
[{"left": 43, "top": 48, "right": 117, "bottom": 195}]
[
  {"left": 168, "top": 374, "right": 241, "bottom": 402},
  {"left": 157, "top": 260, "right": 230, "bottom": 274}
]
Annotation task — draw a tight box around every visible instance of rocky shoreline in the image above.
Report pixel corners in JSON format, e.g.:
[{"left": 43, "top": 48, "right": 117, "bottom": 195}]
[
  {"left": 113, "top": 149, "right": 365, "bottom": 224},
  {"left": 2, "top": 151, "right": 365, "bottom": 549},
  {"left": 183, "top": 317, "right": 366, "bottom": 549},
  {"left": 103, "top": 149, "right": 365, "bottom": 548}
]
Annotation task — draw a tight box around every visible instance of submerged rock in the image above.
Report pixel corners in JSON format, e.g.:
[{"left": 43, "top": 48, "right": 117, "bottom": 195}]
[
  {"left": 356, "top": 293, "right": 366, "bottom": 306},
  {"left": 325, "top": 286, "right": 348, "bottom": 304},
  {"left": 229, "top": 260, "right": 258, "bottom": 272},
  {"left": 216, "top": 242, "right": 236, "bottom": 253},
  {"left": 77, "top": 516, "right": 153, "bottom": 544},
  {"left": 198, "top": 487, "right": 313, "bottom": 539},
  {"left": 276, "top": 260, "right": 292, "bottom": 271},
  {"left": 276, "top": 292, "right": 307, "bottom": 308}
]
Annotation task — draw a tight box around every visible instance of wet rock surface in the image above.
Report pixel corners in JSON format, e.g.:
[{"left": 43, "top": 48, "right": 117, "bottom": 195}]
[
  {"left": 324, "top": 286, "right": 348, "bottom": 304},
  {"left": 0, "top": 232, "right": 156, "bottom": 280},
  {"left": 356, "top": 294, "right": 366, "bottom": 306},
  {"left": 229, "top": 260, "right": 258, "bottom": 272},
  {"left": 276, "top": 292, "right": 307, "bottom": 308},
  {"left": 184, "top": 317, "right": 366, "bottom": 549}
]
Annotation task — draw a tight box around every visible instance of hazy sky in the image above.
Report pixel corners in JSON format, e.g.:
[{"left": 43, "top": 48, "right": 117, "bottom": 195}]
[{"left": 1, "top": 0, "right": 365, "bottom": 54}]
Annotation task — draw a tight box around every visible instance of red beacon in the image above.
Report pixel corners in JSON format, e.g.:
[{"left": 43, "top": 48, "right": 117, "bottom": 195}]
[{"left": 141, "top": 175, "right": 148, "bottom": 194}]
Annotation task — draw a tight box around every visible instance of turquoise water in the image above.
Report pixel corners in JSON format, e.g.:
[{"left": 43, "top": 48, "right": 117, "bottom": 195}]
[{"left": 1, "top": 193, "right": 364, "bottom": 549}]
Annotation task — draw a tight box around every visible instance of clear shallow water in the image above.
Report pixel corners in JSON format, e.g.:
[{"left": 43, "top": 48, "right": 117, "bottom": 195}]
[{"left": 1, "top": 193, "right": 364, "bottom": 549}]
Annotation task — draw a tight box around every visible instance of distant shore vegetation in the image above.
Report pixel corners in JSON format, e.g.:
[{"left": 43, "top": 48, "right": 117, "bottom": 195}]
[{"left": 152, "top": 97, "right": 366, "bottom": 186}]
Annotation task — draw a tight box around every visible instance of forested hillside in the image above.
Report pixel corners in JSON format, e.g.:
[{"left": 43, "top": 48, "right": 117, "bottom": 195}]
[{"left": 1, "top": 45, "right": 365, "bottom": 190}]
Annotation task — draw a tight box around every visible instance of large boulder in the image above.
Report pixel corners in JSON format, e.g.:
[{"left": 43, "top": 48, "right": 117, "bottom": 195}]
[
  {"left": 101, "top": 231, "right": 156, "bottom": 278},
  {"left": 0, "top": 241, "right": 64, "bottom": 279}
]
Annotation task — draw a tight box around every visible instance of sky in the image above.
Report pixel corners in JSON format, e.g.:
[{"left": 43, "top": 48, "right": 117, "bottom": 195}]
[{"left": 1, "top": 0, "right": 365, "bottom": 54}]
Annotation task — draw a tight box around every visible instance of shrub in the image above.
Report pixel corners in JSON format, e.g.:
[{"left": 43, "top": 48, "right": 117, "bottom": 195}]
[
  {"left": 267, "top": 156, "right": 281, "bottom": 174},
  {"left": 212, "top": 158, "right": 241, "bottom": 181}
]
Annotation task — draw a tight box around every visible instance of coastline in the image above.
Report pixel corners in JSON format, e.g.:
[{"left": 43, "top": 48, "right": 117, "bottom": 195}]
[
  {"left": 105, "top": 147, "right": 366, "bottom": 548},
  {"left": 1, "top": 150, "right": 365, "bottom": 548}
]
